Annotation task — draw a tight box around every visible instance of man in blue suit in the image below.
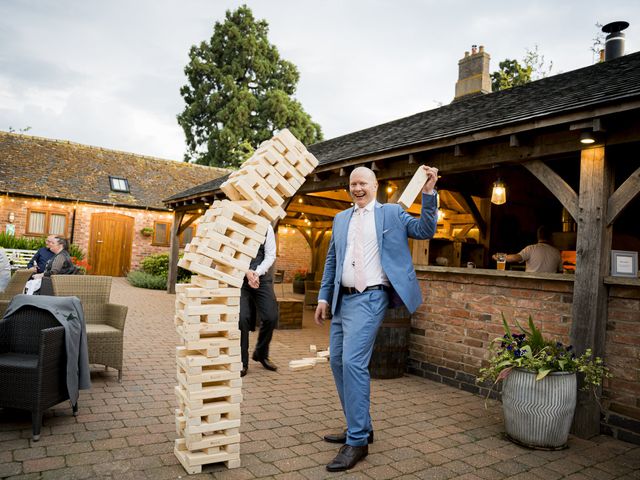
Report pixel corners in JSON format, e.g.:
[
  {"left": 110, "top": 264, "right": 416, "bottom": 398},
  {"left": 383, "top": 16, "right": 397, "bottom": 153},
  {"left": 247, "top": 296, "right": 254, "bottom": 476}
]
[{"left": 315, "top": 165, "right": 438, "bottom": 471}]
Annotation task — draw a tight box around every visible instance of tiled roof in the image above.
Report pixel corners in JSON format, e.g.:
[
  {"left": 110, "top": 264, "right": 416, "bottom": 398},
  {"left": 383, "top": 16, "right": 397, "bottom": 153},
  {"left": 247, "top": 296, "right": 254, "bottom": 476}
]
[
  {"left": 164, "top": 174, "right": 230, "bottom": 203},
  {"left": 166, "top": 51, "right": 640, "bottom": 203},
  {"left": 0, "top": 133, "right": 229, "bottom": 210},
  {"left": 308, "top": 51, "right": 640, "bottom": 166}
]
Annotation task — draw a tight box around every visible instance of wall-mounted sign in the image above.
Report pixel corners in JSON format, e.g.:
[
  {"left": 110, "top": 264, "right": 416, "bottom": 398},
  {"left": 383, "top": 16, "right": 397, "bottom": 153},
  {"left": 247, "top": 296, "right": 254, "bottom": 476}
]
[{"left": 611, "top": 250, "right": 638, "bottom": 278}]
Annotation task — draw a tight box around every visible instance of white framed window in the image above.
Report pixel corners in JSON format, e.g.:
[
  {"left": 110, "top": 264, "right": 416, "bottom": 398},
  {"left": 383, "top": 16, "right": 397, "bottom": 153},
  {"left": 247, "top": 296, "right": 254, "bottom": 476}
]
[{"left": 26, "top": 209, "right": 68, "bottom": 236}]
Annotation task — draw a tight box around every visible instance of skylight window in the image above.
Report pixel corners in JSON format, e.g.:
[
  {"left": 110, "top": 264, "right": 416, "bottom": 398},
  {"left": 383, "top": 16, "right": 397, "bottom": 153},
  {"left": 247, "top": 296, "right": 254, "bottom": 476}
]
[{"left": 109, "top": 176, "right": 130, "bottom": 193}]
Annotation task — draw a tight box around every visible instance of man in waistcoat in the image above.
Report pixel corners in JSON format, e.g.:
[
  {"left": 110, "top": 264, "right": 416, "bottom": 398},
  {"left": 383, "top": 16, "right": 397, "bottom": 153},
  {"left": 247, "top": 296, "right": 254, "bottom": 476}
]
[{"left": 239, "top": 223, "right": 278, "bottom": 377}]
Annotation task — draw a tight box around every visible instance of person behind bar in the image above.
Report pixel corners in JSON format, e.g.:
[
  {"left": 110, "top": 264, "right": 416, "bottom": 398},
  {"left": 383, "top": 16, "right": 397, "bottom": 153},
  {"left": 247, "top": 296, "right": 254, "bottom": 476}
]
[
  {"left": 239, "top": 223, "right": 278, "bottom": 377},
  {"left": 314, "top": 165, "right": 438, "bottom": 472},
  {"left": 492, "top": 225, "right": 562, "bottom": 273}
]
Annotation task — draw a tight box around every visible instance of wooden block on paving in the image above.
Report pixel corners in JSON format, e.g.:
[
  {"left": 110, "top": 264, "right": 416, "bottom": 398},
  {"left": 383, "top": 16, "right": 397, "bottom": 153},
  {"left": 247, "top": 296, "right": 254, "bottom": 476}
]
[
  {"left": 317, "top": 350, "right": 330, "bottom": 358},
  {"left": 175, "top": 438, "right": 240, "bottom": 473},
  {"left": 397, "top": 166, "right": 429, "bottom": 210},
  {"left": 310, "top": 344, "right": 317, "bottom": 354},
  {"left": 183, "top": 430, "right": 241, "bottom": 452},
  {"left": 289, "top": 361, "right": 314, "bottom": 371}
]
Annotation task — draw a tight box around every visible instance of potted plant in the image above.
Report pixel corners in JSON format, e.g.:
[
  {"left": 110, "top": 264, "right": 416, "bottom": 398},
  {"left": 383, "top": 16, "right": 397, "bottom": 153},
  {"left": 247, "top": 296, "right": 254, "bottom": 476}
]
[
  {"left": 478, "top": 314, "right": 610, "bottom": 450},
  {"left": 292, "top": 269, "right": 307, "bottom": 294},
  {"left": 140, "top": 227, "right": 154, "bottom": 237}
]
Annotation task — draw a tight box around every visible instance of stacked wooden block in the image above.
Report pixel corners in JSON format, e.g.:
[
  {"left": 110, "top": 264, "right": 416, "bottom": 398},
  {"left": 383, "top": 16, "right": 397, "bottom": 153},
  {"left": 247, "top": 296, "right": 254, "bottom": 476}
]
[{"left": 174, "top": 129, "right": 318, "bottom": 474}]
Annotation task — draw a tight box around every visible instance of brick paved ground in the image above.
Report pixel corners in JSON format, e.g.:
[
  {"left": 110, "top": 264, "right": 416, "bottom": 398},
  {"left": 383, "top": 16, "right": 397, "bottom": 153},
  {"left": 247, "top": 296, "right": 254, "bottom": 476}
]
[{"left": 1, "top": 278, "right": 638, "bottom": 479}]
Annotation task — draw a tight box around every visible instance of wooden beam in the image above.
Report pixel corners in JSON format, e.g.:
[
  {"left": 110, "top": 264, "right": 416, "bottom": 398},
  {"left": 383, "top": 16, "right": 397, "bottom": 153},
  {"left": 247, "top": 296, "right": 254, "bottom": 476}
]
[
  {"left": 294, "top": 226, "right": 312, "bottom": 247},
  {"left": 287, "top": 203, "right": 343, "bottom": 218},
  {"left": 166, "top": 210, "right": 185, "bottom": 294},
  {"left": 283, "top": 218, "right": 333, "bottom": 228},
  {"left": 177, "top": 213, "right": 200, "bottom": 236},
  {"left": 570, "top": 146, "right": 612, "bottom": 438},
  {"left": 523, "top": 160, "right": 579, "bottom": 221},
  {"left": 308, "top": 190, "right": 352, "bottom": 202},
  {"left": 607, "top": 164, "right": 640, "bottom": 225},
  {"left": 448, "top": 191, "right": 487, "bottom": 236}
]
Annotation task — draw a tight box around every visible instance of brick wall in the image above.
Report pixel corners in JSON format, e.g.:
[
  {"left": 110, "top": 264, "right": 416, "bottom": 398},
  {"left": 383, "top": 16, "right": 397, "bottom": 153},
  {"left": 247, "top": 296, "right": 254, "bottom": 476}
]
[
  {"left": 274, "top": 227, "right": 311, "bottom": 282},
  {"left": 408, "top": 268, "right": 640, "bottom": 444},
  {"left": 0, "top": 196, "right": 181, "bottom": 272},
  {"left": 409, "top": 270, "right": 573, "bottom": 395},
  {"left": 603, "top": 283, "right": 640, "bottom": 443}
]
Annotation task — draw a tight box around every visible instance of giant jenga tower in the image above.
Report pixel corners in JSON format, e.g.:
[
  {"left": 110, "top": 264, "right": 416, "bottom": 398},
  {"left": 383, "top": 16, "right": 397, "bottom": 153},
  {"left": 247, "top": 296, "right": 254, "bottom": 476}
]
[{"left": 174, "top": 129, "right": 318, "bottom": 474}]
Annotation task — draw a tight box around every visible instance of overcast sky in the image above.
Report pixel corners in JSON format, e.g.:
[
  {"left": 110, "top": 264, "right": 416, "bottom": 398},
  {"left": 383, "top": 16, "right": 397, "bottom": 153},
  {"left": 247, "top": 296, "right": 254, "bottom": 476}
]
[{"left": 1, "top": 1, "right": 639, "bottom": 161}]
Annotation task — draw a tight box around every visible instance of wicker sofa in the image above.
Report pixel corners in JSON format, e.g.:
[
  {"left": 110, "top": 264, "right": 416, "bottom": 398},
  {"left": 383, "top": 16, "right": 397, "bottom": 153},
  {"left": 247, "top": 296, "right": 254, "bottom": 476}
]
[
  {"left": 51, "top": 276, "right": 127, "bottom": 382},
  {"left": 0, "top": 269, "right": 32, "bottom": 317},
  {"left": 0, "top": 305, "right": 76, "bottom": 440}
]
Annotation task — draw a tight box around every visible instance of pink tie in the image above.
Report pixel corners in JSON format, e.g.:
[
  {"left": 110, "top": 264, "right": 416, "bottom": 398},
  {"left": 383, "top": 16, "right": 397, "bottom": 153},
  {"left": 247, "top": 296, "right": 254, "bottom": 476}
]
[{"left": 354, "top": 209, "right": 367, "bottom": 293}]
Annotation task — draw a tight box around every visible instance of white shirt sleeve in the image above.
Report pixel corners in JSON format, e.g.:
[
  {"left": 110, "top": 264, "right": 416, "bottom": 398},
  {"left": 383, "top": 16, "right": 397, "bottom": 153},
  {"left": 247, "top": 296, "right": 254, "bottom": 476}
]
[{"left": 254, "top": 225, "right": 276, "bottom": 277}]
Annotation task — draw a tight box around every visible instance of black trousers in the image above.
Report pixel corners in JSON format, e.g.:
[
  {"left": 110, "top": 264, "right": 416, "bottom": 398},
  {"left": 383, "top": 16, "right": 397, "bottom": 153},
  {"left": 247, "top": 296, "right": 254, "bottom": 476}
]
[{"left": 239, "top": 279, "right": 278, "bottom": 368}]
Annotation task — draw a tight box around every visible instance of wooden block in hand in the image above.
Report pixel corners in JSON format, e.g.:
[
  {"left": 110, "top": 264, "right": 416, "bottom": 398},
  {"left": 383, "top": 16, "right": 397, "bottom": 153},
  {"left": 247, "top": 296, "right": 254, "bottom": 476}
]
[{"left": 397, "top": 166, "right": 429, "bottom": 210}]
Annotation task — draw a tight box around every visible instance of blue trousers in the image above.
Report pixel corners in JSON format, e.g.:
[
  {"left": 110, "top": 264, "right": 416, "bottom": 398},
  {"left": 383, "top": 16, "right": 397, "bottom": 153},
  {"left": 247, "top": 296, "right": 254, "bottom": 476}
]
[{"left": 329, "top": 290, "right": 389, "bottom": 446}]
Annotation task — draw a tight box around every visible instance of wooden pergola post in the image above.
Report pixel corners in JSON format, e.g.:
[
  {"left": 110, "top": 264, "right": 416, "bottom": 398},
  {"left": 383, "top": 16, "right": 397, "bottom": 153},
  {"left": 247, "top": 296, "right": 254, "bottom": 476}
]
[
  {"left": 570, "top": 145, "right": 612, "bottom": 438},
  {"left": 167, "top": 211, "right": 185, "bottom": 294}
]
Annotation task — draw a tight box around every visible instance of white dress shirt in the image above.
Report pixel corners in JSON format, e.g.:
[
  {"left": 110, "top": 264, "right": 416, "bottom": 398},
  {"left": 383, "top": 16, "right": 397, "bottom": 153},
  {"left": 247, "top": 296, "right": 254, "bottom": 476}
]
[
  {"left": 253, "top": 224, "right": 277, "bottom": 277},
  {"left": 341, "top": 199, "right": 389, "bottom": 288}
]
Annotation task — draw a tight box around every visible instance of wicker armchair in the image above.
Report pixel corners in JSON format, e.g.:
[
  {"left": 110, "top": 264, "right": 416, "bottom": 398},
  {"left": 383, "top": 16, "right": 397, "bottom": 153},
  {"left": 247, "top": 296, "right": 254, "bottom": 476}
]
[
  {"left": 51, "top": 276, "right": 127, "bottom": 382},
  {"left": 0, "top": 269, "right": 33, "bottom": 316},
  {"left": 0, "top": 305, "right": 76, "bottom": 440}
]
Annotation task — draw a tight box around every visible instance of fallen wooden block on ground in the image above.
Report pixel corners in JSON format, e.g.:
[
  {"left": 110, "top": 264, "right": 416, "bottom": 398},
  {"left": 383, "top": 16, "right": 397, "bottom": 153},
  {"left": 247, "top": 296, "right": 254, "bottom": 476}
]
[{"left": 289, "top": 359, "right": 315, "bottom": 371}]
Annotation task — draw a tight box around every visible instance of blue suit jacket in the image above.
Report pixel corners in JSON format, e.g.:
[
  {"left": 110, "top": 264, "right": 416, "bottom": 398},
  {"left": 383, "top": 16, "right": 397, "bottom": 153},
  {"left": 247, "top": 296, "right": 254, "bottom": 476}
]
[{"left": 318, "top": 193, "right": 437, "bottom": 314}]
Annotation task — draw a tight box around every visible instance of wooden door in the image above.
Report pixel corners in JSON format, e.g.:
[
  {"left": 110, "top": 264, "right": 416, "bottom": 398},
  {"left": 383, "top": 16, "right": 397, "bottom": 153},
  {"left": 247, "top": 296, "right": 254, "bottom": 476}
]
[{"left": 89, "top": 213, "right": 134, "bottom": 276}]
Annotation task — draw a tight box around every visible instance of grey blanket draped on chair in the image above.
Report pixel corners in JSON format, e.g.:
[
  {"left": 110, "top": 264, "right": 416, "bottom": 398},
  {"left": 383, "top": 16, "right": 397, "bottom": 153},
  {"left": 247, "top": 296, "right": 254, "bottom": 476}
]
[{"left": 3, "top": 294, "right": 91, "bottom": 403}]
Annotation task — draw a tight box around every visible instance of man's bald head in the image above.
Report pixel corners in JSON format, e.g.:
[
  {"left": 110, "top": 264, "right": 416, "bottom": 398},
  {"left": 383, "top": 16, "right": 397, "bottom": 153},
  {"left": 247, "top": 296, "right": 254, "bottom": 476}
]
[{"left": 349, "top": 167, "right": 378, "bottom": 208}]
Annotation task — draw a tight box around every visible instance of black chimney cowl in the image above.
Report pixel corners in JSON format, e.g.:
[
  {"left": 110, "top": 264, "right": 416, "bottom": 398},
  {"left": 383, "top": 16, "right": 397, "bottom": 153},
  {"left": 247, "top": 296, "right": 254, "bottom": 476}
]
[{"left": 602, "top": 21, "right": 629, "bottom": 61}]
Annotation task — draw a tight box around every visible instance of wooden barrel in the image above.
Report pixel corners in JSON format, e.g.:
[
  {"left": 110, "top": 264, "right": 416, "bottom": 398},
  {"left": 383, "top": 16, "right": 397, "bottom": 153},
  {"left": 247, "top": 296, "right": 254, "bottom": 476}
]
[{"left": 369, "top": 306, "right": 411, "bottom": 379}]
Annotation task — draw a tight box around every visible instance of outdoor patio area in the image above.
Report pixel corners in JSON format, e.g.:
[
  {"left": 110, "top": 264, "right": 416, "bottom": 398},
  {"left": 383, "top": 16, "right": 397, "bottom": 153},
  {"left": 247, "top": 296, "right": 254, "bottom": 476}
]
[{"left": 0, "top": 277, "right": 638, "bottom": 480}]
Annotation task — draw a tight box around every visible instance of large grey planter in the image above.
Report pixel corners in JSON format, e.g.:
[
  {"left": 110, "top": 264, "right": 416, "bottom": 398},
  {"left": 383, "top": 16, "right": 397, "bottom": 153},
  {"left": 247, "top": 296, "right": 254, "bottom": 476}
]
[{"left": 502, "top": 368, "right": 577, "bottom": 449}]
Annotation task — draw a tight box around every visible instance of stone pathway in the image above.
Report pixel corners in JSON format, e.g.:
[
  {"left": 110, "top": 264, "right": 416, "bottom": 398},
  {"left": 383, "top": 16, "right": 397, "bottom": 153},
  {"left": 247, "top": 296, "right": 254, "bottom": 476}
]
[{"left": 0, "top": 278, "right": 638, "bottom": 479}]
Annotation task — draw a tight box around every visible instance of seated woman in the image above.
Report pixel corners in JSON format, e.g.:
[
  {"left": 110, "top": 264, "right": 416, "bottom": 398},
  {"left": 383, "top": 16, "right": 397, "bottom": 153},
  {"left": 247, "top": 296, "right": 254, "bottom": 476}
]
[{"left": 36, "top": 237, "right": 77, "bottom": 277}]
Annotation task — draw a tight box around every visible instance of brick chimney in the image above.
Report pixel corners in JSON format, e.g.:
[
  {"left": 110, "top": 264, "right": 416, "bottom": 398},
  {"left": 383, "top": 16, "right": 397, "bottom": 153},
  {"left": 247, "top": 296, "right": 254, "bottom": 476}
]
[{"left": 454, "top": 45, "right": 491, "bottom": 101}]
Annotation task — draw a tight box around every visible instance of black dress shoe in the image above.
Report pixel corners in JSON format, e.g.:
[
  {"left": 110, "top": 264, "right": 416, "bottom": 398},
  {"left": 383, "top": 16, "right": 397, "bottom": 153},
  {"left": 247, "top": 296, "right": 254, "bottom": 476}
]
[
  {"left": 323, "top": 429, "right": 374, "bottom": 444},
  {"left": 240, "top": 367, "right": 247, "bottom": 377},
  {"left": 252, "top": 352, "right": 277, "bottom": 371},
  {"left": 326, "top": 444, "right": 368, "bottom": 472}
]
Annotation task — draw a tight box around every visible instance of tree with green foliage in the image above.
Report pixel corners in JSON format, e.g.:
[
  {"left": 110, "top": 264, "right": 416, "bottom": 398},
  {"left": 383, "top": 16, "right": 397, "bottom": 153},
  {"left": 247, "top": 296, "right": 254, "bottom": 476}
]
[
  {"left": 491, "top": 45, "right": 553, "bottom": 92},
  {"left": 177, "top": 5, "right": 323, "bottom": 168}
]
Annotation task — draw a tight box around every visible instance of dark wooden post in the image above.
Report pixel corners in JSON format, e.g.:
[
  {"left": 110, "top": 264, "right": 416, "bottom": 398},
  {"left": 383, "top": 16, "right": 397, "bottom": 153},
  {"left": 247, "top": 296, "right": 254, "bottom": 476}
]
[
  {"left": 166, "top": 211, "right": 185, "bottom": 294},
  {"left": 570, "top": 145, "right": 612, "bottom": 437}
]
